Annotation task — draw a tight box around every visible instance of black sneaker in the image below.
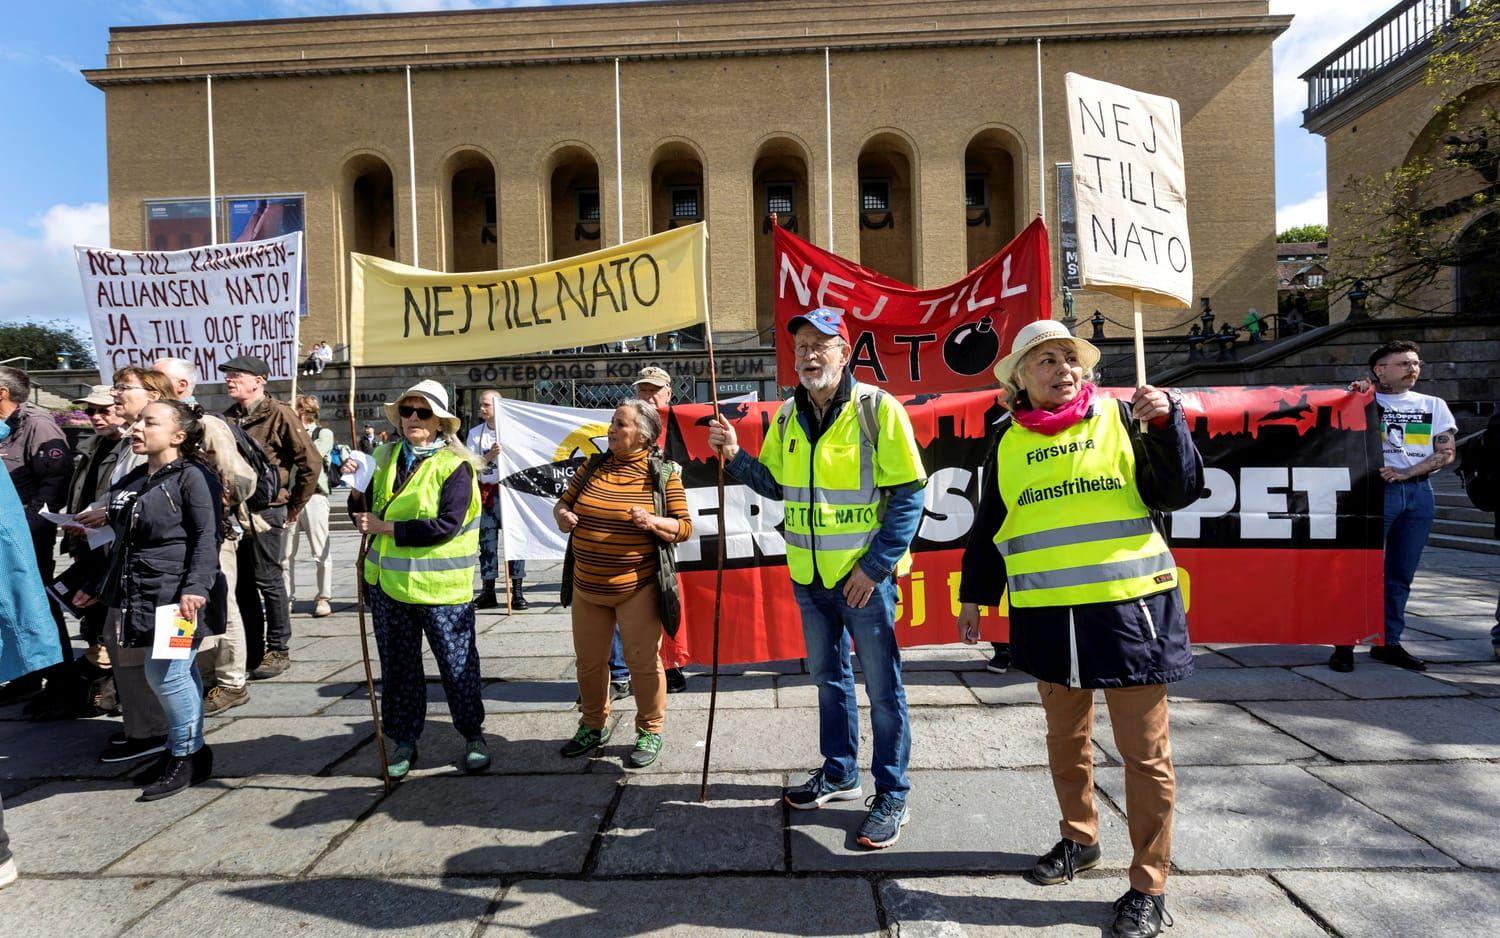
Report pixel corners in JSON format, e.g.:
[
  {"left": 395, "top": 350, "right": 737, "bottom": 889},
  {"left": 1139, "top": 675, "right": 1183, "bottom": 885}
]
[
  {"left": 784, "top": 768, "right": 863, "bottom": 810},
  {"left": 610, "top": 679, "right": 632, "bottom": 701},
  {"left": 1111, "top": 888, "right": 1172, "bottom": 938},
  {"left": 856, "top": 792, "right": 910, "bottom": 849},
  {"left": 100, "top": 735, "right": 167, "bottom": 764},
  {"left": 1031, "top": 837, "right": 1102, "bottom": 885},
  {"left": 138, "top": 747, "right": 210, "bottom": 802},
  {"left": 1370, "top": 644, "right": 1427, "bottom": 671},
  {"left": 987, "top": 644, "right": 1012, "bottom": 674},
  {"left": 1328, "top": 645, "right": 1355, "bottom": 673},
  {"left": 665, "top": 668, "right": 687, "bottom": 693}
]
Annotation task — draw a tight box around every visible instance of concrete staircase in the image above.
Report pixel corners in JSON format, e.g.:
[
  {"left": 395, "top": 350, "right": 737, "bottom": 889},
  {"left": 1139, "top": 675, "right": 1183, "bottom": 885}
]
[{"left": 1431, "top": 473, "right": 1499, "bottom": 555}]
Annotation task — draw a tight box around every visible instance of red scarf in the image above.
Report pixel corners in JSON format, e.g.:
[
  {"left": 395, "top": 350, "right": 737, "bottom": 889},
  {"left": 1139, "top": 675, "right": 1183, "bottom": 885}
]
[{"left": 1012, "top": 382, "right": 1097, "bottom": 436}]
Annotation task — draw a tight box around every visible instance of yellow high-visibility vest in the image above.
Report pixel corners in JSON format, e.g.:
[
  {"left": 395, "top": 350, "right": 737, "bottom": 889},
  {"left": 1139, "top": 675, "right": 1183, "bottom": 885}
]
[
  {"left": 759, "top": 383, "right": 927, "bottom": 587},
  {"left": 363, "top": 443, "right": 480, "bottom": 606},
  {"left": 995, "top": 404, "right": 1177, "bottom": 607}
]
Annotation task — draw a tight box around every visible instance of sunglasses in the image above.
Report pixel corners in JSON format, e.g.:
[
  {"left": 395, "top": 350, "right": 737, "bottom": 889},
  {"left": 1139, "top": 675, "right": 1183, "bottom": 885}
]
[{"left": 398, "top": 404, "right": 434, "bottom": 420}]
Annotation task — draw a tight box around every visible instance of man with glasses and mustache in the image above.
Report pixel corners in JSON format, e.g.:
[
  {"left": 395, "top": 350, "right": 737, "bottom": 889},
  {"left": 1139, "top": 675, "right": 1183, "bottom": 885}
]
[
  {"left": 221, "top": 356, "right": 320, "bottom": 680},
  {"left": 1330, "top": 340, "right": 1456, "bottom": 673},
  {"left": 708, "top": 307, "right": 927, "bottom": 850}
]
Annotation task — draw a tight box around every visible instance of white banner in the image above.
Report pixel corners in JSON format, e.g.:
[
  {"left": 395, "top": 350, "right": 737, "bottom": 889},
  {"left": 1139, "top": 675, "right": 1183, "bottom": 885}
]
[
  {"left": 497, "top": 398, "right": 612, "bottom": 561},
  {"left": 75, "top": 232, "right": 303, "bottom": 384},
  {"left": 1065, "top": 73, "right": 1192, "bottom": 309}
]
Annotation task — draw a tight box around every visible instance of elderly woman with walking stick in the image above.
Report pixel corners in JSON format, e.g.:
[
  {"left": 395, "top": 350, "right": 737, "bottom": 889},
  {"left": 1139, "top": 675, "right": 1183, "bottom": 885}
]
[{"left": 345, "top": 379, "right": 487, "bottom": 780}]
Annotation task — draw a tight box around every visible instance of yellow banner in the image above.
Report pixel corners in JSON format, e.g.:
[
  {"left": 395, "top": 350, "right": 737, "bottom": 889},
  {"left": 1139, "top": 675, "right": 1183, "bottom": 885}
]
[{"left": 350, "top": 223, "right": 707, "bottom": 365}]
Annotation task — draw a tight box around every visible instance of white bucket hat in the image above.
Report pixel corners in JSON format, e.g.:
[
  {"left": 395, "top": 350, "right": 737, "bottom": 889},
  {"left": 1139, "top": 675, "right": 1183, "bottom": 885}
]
[
  {"left": 992, "top": 319, "right": 1101, "bottom": 387},
  {"left": 384, "top": 379, "right": 461, "bottom": 436}
]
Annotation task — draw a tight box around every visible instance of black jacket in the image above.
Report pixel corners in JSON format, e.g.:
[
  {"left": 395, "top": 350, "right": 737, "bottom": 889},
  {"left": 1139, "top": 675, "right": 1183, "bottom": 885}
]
[
  {"left": 960, "top": 397, "right": 1204, "bottom": 688},
  {"left": 102, "top": 459, "right": 226, "bottom": 648}
]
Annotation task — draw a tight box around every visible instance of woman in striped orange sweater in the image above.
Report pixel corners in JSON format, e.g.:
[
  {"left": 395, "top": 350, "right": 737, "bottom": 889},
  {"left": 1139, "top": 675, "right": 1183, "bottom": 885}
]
[{"left": 553, "top": 400, "right": 692, "bottom": 768}]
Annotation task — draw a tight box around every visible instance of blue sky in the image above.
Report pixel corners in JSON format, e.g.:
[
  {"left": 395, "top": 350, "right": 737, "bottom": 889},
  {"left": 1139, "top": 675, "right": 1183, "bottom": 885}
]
[{"left": 0, "top": 0, "right": 1390, "bottom": 331}]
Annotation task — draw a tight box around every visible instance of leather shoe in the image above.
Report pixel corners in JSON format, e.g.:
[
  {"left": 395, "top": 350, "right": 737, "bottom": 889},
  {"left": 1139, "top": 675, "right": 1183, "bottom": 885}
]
[
  {"left": 1112, "top": 889, "right": 1171, "bottom": 938},
  {"left": 1370, "top": 644, "right": 1427, "bottom": 671},
  {"left": 1327, "top": 645, "right": 1354, "bottom": 672}
]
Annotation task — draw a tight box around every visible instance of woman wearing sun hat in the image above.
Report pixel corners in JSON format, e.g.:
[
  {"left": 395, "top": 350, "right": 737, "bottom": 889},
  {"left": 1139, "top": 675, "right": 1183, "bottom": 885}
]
[
  {"left": 955, "top": 320, "right": 1204, "bottom": 938},
  {"left": 345, "top": 379, "right": 487, "bottom": 779}
]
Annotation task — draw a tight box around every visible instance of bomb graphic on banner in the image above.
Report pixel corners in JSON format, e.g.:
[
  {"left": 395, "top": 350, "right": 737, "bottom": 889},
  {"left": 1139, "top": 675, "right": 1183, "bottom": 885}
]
[{"left": 942, "top": 316, "right": 1000, "bottom": 376}]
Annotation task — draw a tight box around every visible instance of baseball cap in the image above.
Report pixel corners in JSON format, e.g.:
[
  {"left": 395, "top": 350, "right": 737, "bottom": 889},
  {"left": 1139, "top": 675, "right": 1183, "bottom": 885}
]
[
  {"left": 786, "top": 307, "right": 851, "bottom": 343},
  {"left": 73, "top": 385, "right": 115, "bottom": 408},
  {"left": 632, "top": 366, "right": 671, "bottom": 389}
]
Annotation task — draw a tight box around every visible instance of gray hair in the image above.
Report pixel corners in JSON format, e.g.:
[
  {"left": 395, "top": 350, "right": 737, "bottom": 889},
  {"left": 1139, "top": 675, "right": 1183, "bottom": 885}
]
[
  {"left": 620, "top": 398, "right": 663, "bottom": 448},
  {"left": 1005, "top": 340, "right": 1095, "bottom": 408},
  {"left": 0, "top": 365, "right": 29, "bottom": 402},
  {"left": 154, "top": 357, "right": 197, "bottom": 397}
]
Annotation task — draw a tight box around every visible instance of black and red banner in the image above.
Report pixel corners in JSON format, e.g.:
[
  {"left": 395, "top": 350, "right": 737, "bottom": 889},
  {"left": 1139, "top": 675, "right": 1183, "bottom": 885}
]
[
  {"left": 659, "top": 386, "right": 1383, "bottom": 665},
  {"left": 772, "top": 219, "right": 1051, "bottom": 394}
]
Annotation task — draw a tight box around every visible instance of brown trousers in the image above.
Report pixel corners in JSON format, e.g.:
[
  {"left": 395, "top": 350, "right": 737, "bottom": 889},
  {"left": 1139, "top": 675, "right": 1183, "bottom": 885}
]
[
  {"left": 1038, "top": 681, "right": 1175, "bottom": 895},
  {"left": 572, "top": 583, "right": 666, "bottom": 734}
]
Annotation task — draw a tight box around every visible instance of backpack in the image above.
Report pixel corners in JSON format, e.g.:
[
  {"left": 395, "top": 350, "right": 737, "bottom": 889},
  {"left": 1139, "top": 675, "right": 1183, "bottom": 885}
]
[
  {"left": 1456, "top": 422, "right": 1498, "bottom": 513},
  {"left": 228, "top": 423, "right": 281, "bottom": 512}
]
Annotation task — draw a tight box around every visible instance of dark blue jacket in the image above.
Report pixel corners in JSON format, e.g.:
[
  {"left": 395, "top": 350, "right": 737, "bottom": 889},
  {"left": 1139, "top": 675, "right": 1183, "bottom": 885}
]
[{"left": 960, "top": 397, "right": 1204, "bottom": 688}]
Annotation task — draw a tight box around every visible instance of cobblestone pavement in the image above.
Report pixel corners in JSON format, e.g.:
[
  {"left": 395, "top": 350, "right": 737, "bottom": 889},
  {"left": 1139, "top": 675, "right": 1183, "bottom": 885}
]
[{"left": 1, "top": 534, "right": 1497, "bottom": 936}]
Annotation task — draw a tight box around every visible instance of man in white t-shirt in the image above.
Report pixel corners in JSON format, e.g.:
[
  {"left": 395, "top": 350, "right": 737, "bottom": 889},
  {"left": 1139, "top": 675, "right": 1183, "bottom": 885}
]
[
  {"left": 466, "top": 390, "right": 527, "bottom": 610},
  {"left": 1331, "top": 340, "right": 1456, "bottom": 673}
]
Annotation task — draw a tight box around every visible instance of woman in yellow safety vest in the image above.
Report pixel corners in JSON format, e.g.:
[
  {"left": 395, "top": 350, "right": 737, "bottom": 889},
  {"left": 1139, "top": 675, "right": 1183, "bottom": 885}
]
[
  {"left": 956, "top": 320, "right": 1204, "bottom": 938},
  {"left": 346, "top": 379, "right": 486, "bottom": 781}
]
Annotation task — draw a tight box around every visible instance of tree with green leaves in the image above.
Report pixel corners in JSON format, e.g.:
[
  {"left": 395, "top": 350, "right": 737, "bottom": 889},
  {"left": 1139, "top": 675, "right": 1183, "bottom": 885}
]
[
  {"left": 1276, "top": 224, "right": 1327, "bottom": 244},
  {"left": 0, "top": 320, "right": 96, "bottom": 370}
]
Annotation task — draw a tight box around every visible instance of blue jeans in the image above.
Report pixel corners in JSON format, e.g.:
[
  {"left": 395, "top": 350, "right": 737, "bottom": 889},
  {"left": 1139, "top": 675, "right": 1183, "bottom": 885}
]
[
  {"left": 793, "top": 575, "right": 911, "bottom": 798},
  {"left": 1384, "top": 479, "right": 1435, "bottom": 646},
  {"left": 143, "top": 641, "right": 205, "bottom": 758},
  {"left": 479, "top": 498, "right": 525, "bottom": 582},
  {"left": 608, "top": 631, "right": 629, "bottom": 682}
]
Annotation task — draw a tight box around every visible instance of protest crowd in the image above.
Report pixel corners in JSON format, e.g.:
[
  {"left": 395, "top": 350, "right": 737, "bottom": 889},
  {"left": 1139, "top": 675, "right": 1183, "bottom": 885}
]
[{"left": 2, "top": 303, "right": 1495, "bottom": 937}]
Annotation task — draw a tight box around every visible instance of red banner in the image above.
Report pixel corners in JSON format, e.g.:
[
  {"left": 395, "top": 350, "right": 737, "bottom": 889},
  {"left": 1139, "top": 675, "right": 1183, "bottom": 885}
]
[
  {"left": 772, "top": 219, "right": 1052, "bottom": 394},
  {"left": 661, "top": 386, "right": 1384, "bottom": 664}
]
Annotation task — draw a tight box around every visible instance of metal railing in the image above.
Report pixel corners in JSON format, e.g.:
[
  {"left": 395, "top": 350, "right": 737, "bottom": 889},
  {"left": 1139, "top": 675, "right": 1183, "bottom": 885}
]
[{"left": 1301, "top": 0, "right": 1472, "bottom": 118}]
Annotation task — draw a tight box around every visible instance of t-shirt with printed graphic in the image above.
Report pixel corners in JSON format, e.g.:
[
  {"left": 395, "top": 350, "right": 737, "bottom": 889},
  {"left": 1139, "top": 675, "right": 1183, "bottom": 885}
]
[{"left": 1376, "top": 390, "right": 1457, "bottom": 472}]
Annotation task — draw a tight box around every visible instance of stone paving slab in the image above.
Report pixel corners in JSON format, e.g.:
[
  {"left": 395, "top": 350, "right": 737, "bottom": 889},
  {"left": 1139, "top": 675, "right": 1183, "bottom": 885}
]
[
  {"left": 2, "top": 778, "right": 228, "bottom": 872},
  {"left": 323, "top": 655, "right": 576, "bottom": 684},
  {"left": 960, "top": 669, "right": 1044, "bottom": 705},
  {"left": 908, "top": 705, "right": 1094, "bottom": 768},
  {"left": 604, "top": 707, "right": 823, "bottom": 775},
  {"left": 593, "top": 772, "right": 785, "bottom": 875},
  {"left": 210, "top": 681, "right": 363, "bottom": 718},
  {"left": 479, "top": 611, "right": 572, "bottom": 633},
  {"left": 331, "top": 712, "right": 601, "bottom": 778},
  {"left": 479, "top": 679, "right": 581, "bottom": 713},
  {"left": 1309, "top": 762, "right": 1500, "bottom": 867},
  {"left": 1096, "top": 701, "right": 1320, "bottom": 766},
  {"left": 791, "top": 768, "right": 1130, "bottom": 873},
  {"left": 313, "top": 774, "right": 618, "bottom": 876},
  {"left": 124, "top": 877, "right": 501, "bottom": 937},
  {"left": 1274, "top": 871, "right": 1500, "bottom": 938},
  {"left": 683, "top": 658, "right": 807, "bottom": 677},
  {"left": 320, "top": 680, "right": 465, "bottom": 717},
  {"left": 644, "top": 674, "right": 776, "bottom": 710},
  {"left": 1211, "top": 645, "right": 1346, "bottom": 668},
  {"left": 879, "top": 873, "right": 1328, "bottom": 937},
  {"left": 1422, "top": 662, "right": 1500, "bottom": 696},
  {"left": 475, "top": 632, "right": 578, "bottom": 658},
  {"left": 1244, "top": 698, "right": 1500, "bottom": 761},
  {"left": 777, "top": 671, "right": 976, "bottom": 709},
  {"left": 1165, "top": 667, "right": 1345, "bottom": 702},
  {"left": 0, "top": 876, "right": 182, "bottom": 936},
  {"left": 486, "top": 876, "right": 882, "bottom": 936},
  {"left": 0, "top": 719, "right": 133, "bottom": 780},
  {"left": 108, "top": 774, "right": 384, "bottom": 876},
  {"left": 1401, "top": 613, "right": 1497, "bottom": 640},
  {"left": 1095, "top": 765, "right": 1456, "bottom": 871},
  {"left": 202, "top": 716, "right": 375, "bottom": 778},
  {"left": 1290, "top": 663, "right": 1467, "bottom": 698},
  {"left": 1399, "top": 638, "right": 1499, "bottom": 663}
]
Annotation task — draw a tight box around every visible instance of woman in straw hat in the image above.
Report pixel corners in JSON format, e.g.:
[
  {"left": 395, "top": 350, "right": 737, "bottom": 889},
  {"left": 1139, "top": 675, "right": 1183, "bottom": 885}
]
[
  {"left": 345, "top": 379, "right": 488, "bottom": 779},
  {"left": 956, "top": 320, "right": 1203, "bottom": 938}
]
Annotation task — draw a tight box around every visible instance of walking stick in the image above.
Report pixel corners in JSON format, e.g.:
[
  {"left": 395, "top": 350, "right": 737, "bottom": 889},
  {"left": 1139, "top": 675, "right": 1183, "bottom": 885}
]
[
  {"left": 346, "top": 361, "right": 393, "bottom": 794},
  {"left": 699, "top": 311, "right": 727, "bottom": 804}
]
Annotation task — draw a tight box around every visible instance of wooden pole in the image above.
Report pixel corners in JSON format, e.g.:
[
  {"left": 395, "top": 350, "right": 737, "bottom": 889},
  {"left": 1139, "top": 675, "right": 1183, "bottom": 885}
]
[
  {"left": 347, "top": 352, "right": 392, "bottom": 793},
  {"left": 699, "top": 228, "right": 726, "bottom": 804}
]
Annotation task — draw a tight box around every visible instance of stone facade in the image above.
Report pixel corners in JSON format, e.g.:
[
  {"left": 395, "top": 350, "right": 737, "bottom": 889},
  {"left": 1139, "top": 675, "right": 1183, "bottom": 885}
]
[{"left": 85, "top": 0, "right": 1286, "bottom": 362}]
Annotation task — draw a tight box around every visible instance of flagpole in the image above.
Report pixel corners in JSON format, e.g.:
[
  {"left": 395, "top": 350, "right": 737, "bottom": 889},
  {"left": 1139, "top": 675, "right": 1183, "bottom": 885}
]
[
  {"left": 405, "top": 65, "right": 419, "bottom": 267},
  {"left": 347, "top": 281, "right": 393, "bottom": 795},
  {"left": 698, "top": 225, "right": 726, "bottom": 804},
  {"left": 823, "top": 47, "right": 835, "bottom": 251},
  {"left": 614, "top": 58, "right": 626, "bottom": 246},
  {"left": 206, "top": 75, "right": 218, "bottom": 244},
  {"left": 1035, "top": 39, "right": 1046, "bottom": 225}
]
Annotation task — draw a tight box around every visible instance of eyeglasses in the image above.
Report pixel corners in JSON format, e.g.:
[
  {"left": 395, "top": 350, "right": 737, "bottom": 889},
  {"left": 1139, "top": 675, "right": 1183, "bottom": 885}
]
[
  {"left": 794, "top": 341, "right": 842, "bottom": 358},
  {"left": 112, "top": 384, "right": 143, "bottom": 393},
  {"left": 398, "top": 404, "right": 434, "bottom": 420},
  {"left": 85, "top": 406, "right": 113, "bottom": 416}
]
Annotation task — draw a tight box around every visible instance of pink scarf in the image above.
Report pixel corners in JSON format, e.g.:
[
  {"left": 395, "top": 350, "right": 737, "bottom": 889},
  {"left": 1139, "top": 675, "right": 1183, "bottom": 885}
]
[{"left": 1012, "top": 382, "right": 1096, "bottom": 436}]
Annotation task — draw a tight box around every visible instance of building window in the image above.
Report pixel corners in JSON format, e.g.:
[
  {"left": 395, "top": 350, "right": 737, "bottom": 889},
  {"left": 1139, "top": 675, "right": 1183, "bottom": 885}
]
[
  {"left": 861, "top": 179, "right": 890, "bottom": 213},
  {"left": 1307, "top": 273, "right": 1324, "bottom": 288},
  {"left": 576, "top": 189, "right": 601, "bottom": 222},
  {"left": 766, "top": 183, "right": 794, "bottom": 216},
  {"left": 670, "top": 186, "right": 701, "bottom": 220},
  {"left": 965, "top": 174, "right": 988, "bottom": 209}
]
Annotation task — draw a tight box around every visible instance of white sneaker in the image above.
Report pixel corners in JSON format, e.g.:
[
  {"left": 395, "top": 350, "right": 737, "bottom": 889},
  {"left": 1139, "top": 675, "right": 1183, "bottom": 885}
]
[
  {"left": 313, "top": 597, "right": 333, "bottom": 618},
  {"left": 0, "top": 856, "right": 18, "bottom": 889}
]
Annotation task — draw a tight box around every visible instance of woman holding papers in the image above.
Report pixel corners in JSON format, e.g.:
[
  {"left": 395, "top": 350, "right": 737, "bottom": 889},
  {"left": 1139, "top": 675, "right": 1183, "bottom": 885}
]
[
  {"left": 346, "top": 380, "right": 488, "bottom": 780},
  {"left": 956, "top": 321, "right": 1203, "bottom": 938},
  {"left": 99, "top": 401, "right": 225, "bottom": 801}
]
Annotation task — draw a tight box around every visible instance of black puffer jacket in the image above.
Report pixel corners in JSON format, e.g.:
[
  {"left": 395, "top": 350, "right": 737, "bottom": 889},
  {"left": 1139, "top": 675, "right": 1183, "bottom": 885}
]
[
  {"left": 960, "top": 397, "right": 1204, "bottom": 688},
  {"left": 102, "top": 459, "right": 226, "bottom": 647}
]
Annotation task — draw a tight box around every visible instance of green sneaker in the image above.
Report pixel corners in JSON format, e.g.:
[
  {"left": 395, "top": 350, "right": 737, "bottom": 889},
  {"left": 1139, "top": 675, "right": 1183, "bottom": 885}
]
[
  {"left": 560, "top": 723, "right": 611, "bottom": 758},
  {"left": 627, "top": 730, "right": 663, "bottom": 769},
  {"left": 463, "top": 738, "right": 490, "bottom": 774},
  {"left": 386, "top": 742, "right": 417, "bottom": 781}
]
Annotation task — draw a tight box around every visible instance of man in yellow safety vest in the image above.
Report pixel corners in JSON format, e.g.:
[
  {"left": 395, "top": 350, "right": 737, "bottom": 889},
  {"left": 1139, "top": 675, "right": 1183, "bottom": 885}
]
[{"left": 709, "top": 307, "right": 927, "bottom": 850}]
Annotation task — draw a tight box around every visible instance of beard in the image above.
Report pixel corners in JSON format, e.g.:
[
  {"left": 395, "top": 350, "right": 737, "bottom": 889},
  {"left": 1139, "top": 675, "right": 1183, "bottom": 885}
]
[{"left": 800, "top": 365, "right": 842, "bottom": 396}]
